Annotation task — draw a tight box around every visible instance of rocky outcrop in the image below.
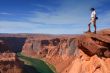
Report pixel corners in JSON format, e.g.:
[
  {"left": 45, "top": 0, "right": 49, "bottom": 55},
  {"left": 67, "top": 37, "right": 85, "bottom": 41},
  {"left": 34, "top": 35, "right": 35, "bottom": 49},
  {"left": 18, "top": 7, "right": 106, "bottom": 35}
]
[
  {"left": 0, "top": 40, "right": 23, "bottom": 73},
  {"left": 22, "top": 29, "right": 110, "bottom": 73},
  {"left": 62, "top": 30, "right": 110, "bottom": 73},
  {"left": 0, "top": 29, "right": 110, "bottom": 73},
  {"left": 64, "top": 49, "right": 110, "bottom": 73}
]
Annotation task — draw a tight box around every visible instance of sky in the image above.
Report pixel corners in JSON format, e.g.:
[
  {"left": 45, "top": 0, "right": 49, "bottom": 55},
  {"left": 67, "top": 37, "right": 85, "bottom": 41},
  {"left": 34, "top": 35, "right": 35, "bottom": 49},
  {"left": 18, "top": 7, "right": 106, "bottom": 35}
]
[{"left": 0, "top": 0, "right": 110, "bottom": 34}]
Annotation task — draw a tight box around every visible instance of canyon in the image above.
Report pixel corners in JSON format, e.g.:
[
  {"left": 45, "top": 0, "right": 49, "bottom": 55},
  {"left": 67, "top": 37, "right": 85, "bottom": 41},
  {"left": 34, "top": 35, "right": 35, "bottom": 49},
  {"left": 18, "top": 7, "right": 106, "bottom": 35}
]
[{"left": 0, "top": 29, "right": 110, "bottom": 73}]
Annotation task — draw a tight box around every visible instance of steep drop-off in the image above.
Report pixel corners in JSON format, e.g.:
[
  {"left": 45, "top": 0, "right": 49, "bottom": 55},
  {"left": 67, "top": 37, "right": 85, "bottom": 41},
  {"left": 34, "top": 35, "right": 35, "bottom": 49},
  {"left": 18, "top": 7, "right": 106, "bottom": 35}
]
[
  {"left": 0, "top": 29, "right": 110, "bottom": 73},
  {"left": 21, "top": 29, "right": 110, "bottom": 73}
]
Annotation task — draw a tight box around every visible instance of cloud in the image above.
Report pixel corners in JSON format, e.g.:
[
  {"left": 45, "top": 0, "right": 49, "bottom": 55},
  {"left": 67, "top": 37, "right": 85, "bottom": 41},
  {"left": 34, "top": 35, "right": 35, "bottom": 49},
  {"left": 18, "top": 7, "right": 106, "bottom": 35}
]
[
  {"left": 98, "top": 10, "right": 110, "bottom": 24},
  {"left": 0, "top": 0, "right": 109, "bottom": 34},
  {"left": 0, "top": 21, "right": 33, "bottom": 30},
  {"left": 0, "top": 20, "right": 86, "bottom": 34},
  {"left": 0, "top": 12, "right": 12, "bottom": 15},
  {"left": 28, "top": 12, "right": 86, "bottom": 25},
  {"left": 0, "top": 21, "right": 45, "bottom": 33},
  {"left": 27, "top": 0, "right": 105, "bottom": 25},
  {"left": 33, "top": 4, "right": 56, "bottom": 13}
]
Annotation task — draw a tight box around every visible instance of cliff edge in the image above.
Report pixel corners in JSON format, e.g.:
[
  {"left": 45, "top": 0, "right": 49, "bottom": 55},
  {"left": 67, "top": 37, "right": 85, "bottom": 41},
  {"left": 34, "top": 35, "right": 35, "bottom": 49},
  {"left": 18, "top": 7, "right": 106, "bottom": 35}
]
[
  {"left": 21, "top": 29, "right": 110, "bottom": 73},
  {"left": 0, "top": 29, "right": 110, "bottom": 73}
]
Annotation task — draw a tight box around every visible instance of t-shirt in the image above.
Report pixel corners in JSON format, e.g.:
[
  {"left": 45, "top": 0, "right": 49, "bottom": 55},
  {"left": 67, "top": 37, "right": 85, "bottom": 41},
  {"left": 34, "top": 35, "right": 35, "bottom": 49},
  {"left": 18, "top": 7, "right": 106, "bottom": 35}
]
[{"left": 91, "top": 10, "right": 96, "bottom": 18}]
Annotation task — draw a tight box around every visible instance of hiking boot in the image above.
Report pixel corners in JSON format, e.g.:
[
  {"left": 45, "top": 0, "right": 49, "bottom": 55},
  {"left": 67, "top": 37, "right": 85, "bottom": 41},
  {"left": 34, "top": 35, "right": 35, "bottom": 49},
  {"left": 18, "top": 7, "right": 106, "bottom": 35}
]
[
  {"left": 85, "top": 31, "right": 91, "bottom": 33},
  {"left": 93, "top": 31, "right": 96, "bottom": 34}
]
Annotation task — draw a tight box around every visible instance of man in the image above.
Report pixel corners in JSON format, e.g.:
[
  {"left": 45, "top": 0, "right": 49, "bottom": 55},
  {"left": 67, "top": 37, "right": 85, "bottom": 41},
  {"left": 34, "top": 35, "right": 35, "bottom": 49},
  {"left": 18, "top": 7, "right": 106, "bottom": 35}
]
[{"left": 86, "top": 8, "right": 97, "bottom": 34}]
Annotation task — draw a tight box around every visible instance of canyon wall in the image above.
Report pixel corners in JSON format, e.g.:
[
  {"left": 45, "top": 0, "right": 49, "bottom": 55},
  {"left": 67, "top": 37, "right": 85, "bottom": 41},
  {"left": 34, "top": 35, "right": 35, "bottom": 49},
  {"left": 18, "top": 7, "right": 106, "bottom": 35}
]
[
  {"left": 22, "top": 29, "right": 110, "bottom": 73},
  {"left": 0, "top": 29, "right": 110, "bottom": 73}
]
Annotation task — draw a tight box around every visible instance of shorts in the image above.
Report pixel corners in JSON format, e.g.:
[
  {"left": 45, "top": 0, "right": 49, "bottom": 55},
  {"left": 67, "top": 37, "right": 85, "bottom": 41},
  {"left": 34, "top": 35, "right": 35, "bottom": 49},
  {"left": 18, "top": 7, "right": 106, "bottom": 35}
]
[{"left": 90, "top": 18, "right": 96, "bottom": 24}]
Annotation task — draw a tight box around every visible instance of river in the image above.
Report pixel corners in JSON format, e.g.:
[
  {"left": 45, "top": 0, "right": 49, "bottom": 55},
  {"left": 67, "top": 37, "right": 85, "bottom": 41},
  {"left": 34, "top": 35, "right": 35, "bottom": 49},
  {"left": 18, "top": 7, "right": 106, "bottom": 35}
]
[{"left": 17, "top": 53, "right": 55, "bottom": 73}]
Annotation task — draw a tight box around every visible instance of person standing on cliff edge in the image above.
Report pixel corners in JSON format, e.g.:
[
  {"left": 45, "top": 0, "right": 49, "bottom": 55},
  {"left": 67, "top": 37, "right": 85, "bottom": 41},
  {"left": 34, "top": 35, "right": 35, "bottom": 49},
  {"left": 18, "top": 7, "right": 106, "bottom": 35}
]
[{"left": 86, "top": 8, "right": 98, "bottom": 34}]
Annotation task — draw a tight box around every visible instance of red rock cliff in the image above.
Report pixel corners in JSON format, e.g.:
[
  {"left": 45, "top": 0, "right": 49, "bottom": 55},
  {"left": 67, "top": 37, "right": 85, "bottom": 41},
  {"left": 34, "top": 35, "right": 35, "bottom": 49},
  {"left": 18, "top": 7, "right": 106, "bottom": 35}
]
[{"left": 21, "top": 29, "right": 110, "bottom": 73}]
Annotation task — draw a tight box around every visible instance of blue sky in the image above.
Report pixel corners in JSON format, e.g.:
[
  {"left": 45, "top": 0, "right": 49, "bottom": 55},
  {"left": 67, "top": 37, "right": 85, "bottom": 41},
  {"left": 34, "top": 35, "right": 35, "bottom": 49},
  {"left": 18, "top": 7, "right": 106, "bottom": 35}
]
[{"left": 0, "top": 0, "right": 110, "bottom": 34}]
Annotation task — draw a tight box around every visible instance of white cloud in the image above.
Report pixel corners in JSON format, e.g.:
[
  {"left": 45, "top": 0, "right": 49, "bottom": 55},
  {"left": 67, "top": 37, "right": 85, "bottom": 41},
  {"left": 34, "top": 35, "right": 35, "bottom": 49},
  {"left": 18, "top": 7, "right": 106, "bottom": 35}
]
[
  {"left": 28, "top": 0, "right": 104, "bottom": 25},
  {"left": 0, "top": 0, "right": 109, "bottom": 34},
  {"left": 98, "top": 10, "right": 110, "bottom": 25},
  {"left": 0, "top": 21, "right": 86, "bottom": 34},
  {"left": 0, "top": 21, "right": 40, "bottom": 33},
  {"left": 29, "top": 12, "right": 87, "bottom": 24},
  {"left": 34, "top": 4, "right": 56, "bottom": 12},
  {"left": 0, "top": 12, "right": 12, "bottom": 15}
]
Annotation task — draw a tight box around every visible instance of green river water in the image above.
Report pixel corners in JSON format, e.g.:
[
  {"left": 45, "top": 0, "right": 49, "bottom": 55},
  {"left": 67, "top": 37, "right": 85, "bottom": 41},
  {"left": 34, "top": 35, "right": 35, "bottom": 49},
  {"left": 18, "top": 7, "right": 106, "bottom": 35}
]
[{"left": 17, "top": 53, "right": 56, "bottom": 73}]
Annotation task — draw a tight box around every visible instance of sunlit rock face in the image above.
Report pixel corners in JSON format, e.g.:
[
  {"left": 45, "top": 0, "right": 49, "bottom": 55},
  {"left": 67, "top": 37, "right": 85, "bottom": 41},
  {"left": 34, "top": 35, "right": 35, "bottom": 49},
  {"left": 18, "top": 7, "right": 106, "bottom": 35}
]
[
  {"left": 21, "top": 29, "right": 110, "bottom": 73},
  {"left": 62, "top": 29, "right": 110, "bottom": 73},
  {"left": 0, "top": 40, "right": 24, "bottom": 73},
  {"left": 0, "top": 29, "right": 110, "bottom": 73}
]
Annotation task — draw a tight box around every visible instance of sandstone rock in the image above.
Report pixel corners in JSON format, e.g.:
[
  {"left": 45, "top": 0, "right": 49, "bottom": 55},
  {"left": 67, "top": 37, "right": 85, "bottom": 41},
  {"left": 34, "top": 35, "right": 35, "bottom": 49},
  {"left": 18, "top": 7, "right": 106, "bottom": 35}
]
[{"left": 0, "top": 29, "right": 110, "bottom": 73}]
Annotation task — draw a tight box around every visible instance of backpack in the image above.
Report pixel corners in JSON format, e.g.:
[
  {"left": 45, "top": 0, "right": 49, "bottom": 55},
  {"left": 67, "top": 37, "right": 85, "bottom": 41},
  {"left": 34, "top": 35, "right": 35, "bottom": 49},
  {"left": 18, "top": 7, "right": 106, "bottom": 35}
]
[{"left": 96, "top": 17, "right": 98, "bottom": 20}]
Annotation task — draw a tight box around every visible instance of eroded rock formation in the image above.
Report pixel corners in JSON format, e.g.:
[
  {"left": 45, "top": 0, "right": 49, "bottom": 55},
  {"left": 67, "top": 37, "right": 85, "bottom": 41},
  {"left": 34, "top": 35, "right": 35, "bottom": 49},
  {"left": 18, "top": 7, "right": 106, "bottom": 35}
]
[
  {"left": 22, "top": 29, "right": 110, "bottom": 73},
  {"left": 0, "top": 29, "right": 110, "bottom": 73},
  {"left": 62, "top": 30, "right": 110, "bottom": 73},
  {"left": 0, "top": 40, "right": 23, "bottom": 73}
]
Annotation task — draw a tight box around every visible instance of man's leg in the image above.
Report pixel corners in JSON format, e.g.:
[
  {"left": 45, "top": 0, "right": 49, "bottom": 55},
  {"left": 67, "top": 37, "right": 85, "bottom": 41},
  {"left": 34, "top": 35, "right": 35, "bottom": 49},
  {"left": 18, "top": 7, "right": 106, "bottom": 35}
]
[
  {"left": 93, "top": 21, "right": 96, "bottom": 33},
  {"left": 88, "top": 23, "right": 91, "bottom": 32}
]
